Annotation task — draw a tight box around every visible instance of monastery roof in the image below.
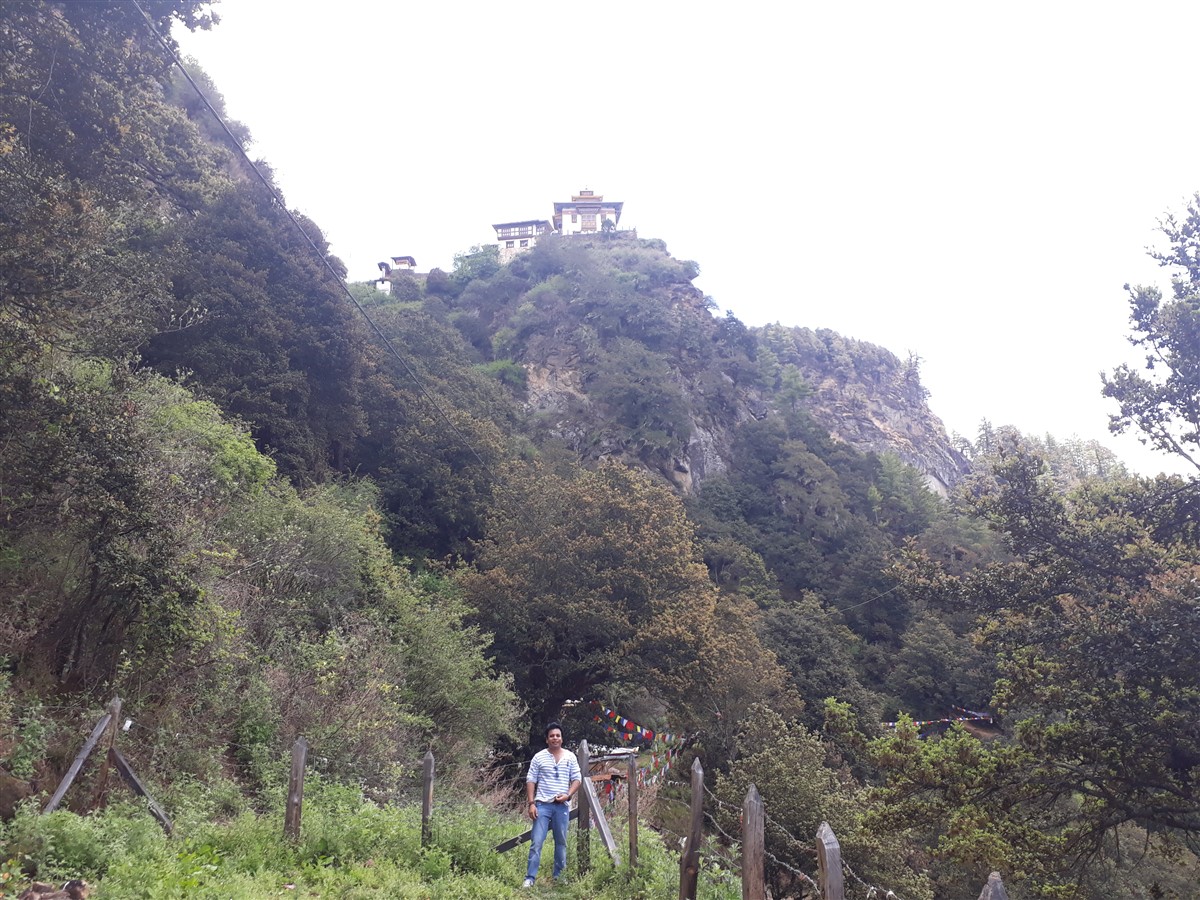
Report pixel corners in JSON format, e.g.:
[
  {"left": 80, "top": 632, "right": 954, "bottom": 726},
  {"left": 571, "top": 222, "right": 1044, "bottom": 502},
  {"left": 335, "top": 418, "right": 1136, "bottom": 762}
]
[
  {"left": 492, "top": 219, "right": 552, "bottom": 230},
  {"left": 554, "top": 199, "right": 623, "bottom": 222}
]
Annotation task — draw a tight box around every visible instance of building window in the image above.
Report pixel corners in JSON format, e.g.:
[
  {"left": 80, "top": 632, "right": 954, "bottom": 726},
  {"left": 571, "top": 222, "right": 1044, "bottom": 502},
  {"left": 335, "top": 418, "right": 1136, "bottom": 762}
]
[
  {"left": 581, "top": 213, "right": 597, "bottom": 231},
  {"left": 506, "top": 241, "right": 515, "bottom": 249},
  {"left": 571, "top": 213, "right": 578, "bottom": 223},
  {"left": 520, "top": 239, "right": 529, "bottom": 247}
]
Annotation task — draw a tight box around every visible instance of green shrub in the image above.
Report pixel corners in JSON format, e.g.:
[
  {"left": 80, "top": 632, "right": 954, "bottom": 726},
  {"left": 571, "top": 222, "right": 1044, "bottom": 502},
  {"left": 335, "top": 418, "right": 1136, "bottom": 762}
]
[
  {"left": 0, "top": 777, "right": 745, "bottom": 898},
  {"left": 477, "top": 359, "right": 527, "bottom": 392},
  {"left": 6, "top": 702, "right": 51, "bottom": 781}
]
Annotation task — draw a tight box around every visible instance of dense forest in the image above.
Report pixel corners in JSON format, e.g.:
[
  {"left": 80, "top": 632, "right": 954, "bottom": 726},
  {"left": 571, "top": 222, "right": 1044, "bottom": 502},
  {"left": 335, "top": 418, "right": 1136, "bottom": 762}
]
[{"left": 3, "top": 2, "right": 1200, "bottom": 898}]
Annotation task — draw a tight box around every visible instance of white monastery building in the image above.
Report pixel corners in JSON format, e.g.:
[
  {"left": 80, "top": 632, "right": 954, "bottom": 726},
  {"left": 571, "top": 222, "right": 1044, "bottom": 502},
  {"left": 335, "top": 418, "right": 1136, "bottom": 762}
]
[
  {"left": 553, "top": 189, "right": 623, "bottom": 237},
  {"left": 492, "top": 220, "right": 552, "bottom": 263},
  {"left": 493, "top": 188, "right": 624, "bottom": 262}
]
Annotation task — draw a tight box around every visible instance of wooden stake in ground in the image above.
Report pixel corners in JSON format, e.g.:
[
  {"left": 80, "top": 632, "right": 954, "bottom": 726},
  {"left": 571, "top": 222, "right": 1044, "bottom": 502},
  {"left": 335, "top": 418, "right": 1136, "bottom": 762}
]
[
  {"left": 576, "top": 740, "right": 591, "bottom": 877},
  {"left": 109, "top": 747, "right": 173, "bottom": 835},
  {"left": 579, "top": 759, "right": 620, "bottom": 866},
  {"left": 421, "top": 750, "right": 434, "bottom": 848},
  {"left": 678, "top": 757, "right": 704, "bottom": 900},
  {"left": 742, "top": 784, "right": 765, "bottom": 900},
  {"left": 284, "top": 737, "right": 307, "bottom": 841},
  {"left": 43, "top": 707, "right": 115, "bottom": 814},
  {"left": 89, "top": 697, "right": 122, "bottom": 808},
  {"left": 816, "top": 821, "right": 844, "bottom": 900},
  {"left": 627, "top": 754, "right": 639, "bottom": 871}
]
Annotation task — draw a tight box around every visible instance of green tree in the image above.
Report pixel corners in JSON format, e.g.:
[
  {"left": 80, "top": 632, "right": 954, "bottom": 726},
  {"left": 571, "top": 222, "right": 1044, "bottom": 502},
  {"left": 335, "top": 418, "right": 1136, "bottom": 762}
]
[
  {"left": 217, "top": 480, "right": 517, "bottom": 791},
  {"left": 759, "top": 593, "right": 879, "bottom": 730},
  {"left": 460, "top": 461, "right": 717, "bottom": 737},
  {"left": 714, "top": 705, "right": 932, "bottom": 900},
  {"left": 452, "top": 244, "right": 501, "bottom": 285},
  {"left": 142, "top": 185, "right": 369, "bottom": 480},
  {"left": 0, "top": 1, "right": 226, "bottom": 358},
  {"left": 1103, "top": 194, "right": 1200, "bottom": 472},
  {"left": 0, "top": 363, "right": 267, "bottom": 688},
  {"left": 1104, "top": 225, "right": 1200, "bottom": 472},
  {"left": 349, "top": 303, "right": 517, "bottom": 559},
  {"left": 875, "top": 448, "right": 1200, "bottom": 894},
  {"left": 459, "top": 460, "right": 794, "bottom": 747}
]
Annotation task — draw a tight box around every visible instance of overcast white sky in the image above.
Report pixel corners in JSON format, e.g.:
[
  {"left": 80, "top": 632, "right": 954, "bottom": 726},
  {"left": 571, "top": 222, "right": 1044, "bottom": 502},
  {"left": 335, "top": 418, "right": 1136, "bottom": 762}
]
[{"left": 174, "top": 2, "right": 1200, "bottom": 476}]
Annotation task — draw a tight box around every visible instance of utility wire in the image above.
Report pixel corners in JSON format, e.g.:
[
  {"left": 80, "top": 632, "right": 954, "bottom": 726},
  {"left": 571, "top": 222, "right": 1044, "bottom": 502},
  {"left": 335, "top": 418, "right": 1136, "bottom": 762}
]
[
  {"left": 132, "top": 1, "right": 492, "bottom": 474},
  {"left": 834, "top": 583, "right": 901, "bottom": 614}
]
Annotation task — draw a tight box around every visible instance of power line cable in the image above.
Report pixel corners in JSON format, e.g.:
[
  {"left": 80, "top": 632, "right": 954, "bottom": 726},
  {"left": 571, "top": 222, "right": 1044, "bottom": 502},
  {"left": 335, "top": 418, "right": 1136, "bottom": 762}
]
[
  {"left": 131, "top": 1, "right": 492, "bottom": 474},
  {"left": 833, "top": 583, "right": 901, "bottom": 614}
]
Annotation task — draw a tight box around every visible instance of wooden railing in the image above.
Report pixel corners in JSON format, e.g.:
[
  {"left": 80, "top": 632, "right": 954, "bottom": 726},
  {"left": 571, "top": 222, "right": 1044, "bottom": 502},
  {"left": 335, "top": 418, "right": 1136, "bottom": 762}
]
[{"left": 43, "top": 713, "right": 1011, "bottom": 898}]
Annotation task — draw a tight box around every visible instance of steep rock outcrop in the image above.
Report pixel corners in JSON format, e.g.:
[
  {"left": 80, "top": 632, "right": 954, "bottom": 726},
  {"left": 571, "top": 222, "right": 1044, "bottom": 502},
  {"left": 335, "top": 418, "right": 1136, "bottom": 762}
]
[
  {"left": 481, "top": 234, "right": 968, "bottom": 496},
  {"left": 521, "top": 314, "right": 968, "bottom": 497},
  {"left": 755, "top": 324, "right": 970, "bottom": 495},
  {"left": 802, "top": 376, "right": 969, "bottom": 496}
]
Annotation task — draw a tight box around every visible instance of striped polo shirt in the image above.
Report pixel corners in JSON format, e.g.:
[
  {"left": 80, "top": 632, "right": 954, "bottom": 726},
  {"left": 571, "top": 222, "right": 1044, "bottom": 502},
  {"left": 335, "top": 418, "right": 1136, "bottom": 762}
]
[{"left": 526, "top": 748, "right": 581, "bottom": 802}]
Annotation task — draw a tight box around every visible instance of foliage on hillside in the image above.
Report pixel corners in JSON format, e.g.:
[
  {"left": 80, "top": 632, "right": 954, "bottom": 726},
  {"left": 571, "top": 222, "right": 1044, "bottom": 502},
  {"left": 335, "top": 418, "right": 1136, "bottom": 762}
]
[
  {"left": 0, "top": 784, "right": 742, "bottom": 899},
  {"left": 459, "top": 460, "right": 801, "bottom": 761},
  {"left": 8, "top": 3, "right": 1200, "bottom": 898},
  {"left": 0, "top": 0, "right": 512, "bottom": 805}
]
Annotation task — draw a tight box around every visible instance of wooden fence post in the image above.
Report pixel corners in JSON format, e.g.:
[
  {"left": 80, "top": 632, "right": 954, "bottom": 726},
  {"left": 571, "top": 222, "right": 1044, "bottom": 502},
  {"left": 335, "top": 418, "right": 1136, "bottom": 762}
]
[
  {"left": 816, "top": 821, "right": 844, "bottom": 900},
  {"left": 109, "top": 747, "right": 173, "bottom": 835},
  {"left": 678, "top": 756, "right": 704, "bottom": 900},
  {"left": 977, "top": 871, "right": 1010, "bottom": 900},
  {"left": 284, "top": 737, "right": 307, "bottom": 842},
  {"left": 576, "top": 739, "right": 591, "bottom": 877},
  {"left": 742, "top": 783, "right": 765, "bottom": 900},
  {"left": 421, "top": 750, "right": 435, "bottom": 848},
  {"left": 90, "top": 697, "right": 122, "bottom": 808},
  {"left": 43, "top": 708, "right": 115, "bottom": 814},
  {"left": 627, "top": 754, "right": 639, "bottom": 871},
  {"left": 580, "top": 758, "right": 620, "bottom": 865}
]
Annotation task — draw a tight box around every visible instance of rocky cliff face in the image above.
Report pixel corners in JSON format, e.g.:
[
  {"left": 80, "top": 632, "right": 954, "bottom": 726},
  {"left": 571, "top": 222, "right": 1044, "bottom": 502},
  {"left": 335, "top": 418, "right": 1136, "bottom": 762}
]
[
  {"left": 800, "top": 376, "right": 970, "bottom": 497},
  {"left": 759, "top": 324, "right": 970, "bottom": 496},
  {"left": 519, "top": 288, "right": 969, "bottom": 497},
  {"left": 455, "top": 233, "right": 969, "bottom": 498}
]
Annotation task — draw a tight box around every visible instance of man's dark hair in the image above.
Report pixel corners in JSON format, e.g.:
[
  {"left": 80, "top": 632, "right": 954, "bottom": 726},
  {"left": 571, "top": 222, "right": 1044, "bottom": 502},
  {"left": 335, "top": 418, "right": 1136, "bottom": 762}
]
[{"left": 545, "top": 721, "right": 563, "bottom": 739}]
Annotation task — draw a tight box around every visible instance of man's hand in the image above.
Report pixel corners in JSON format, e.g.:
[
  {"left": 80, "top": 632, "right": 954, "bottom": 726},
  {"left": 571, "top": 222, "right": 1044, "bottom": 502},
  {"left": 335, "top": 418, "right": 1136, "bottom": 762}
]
[
  {"left": 527, "top": 802, "right": 538, "bottom": 820},
  {"left": 553, "top": 793, "right": 569, "bottom": 803}
]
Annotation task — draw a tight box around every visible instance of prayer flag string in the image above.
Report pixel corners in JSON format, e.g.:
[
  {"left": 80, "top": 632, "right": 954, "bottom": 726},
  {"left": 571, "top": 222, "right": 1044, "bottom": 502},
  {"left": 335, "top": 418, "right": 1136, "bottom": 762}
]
[{"left": 880, "top": 707, "right": 995, "bottom": 730}]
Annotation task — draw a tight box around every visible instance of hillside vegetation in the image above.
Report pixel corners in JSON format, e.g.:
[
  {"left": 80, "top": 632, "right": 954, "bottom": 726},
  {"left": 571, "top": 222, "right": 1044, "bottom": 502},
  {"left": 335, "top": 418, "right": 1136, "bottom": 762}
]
[{"left": 4, "top": 3, "right": 1200, "bottom": 898}]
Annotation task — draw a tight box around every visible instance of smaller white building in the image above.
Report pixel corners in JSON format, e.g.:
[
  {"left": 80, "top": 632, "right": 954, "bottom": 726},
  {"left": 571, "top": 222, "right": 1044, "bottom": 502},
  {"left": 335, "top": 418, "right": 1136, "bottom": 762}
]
[
  {"left": 492, "top": 220, "right": 552, "bottom": 263},
  {"left": 377, "top": 256, "right": 418, "bottom": 291}
]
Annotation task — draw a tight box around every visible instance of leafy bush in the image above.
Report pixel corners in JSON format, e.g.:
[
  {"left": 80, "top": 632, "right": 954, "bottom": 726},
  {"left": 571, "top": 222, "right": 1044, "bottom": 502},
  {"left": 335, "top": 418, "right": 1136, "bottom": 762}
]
[
  {"left": 0, "top": 776, "right": 746, "bottom": 899},
  {"left": 477, "top": 359, "right": 527, "bottom": 393},
  {"left": 5, "top": 701, "right": 52, "bottom": 781}
]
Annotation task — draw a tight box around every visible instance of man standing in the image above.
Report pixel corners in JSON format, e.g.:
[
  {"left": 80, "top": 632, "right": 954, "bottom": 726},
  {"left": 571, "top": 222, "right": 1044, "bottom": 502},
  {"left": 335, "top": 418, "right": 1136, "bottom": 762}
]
[{"left": 523, "top": 722, "right": 581, "bottom": 888}]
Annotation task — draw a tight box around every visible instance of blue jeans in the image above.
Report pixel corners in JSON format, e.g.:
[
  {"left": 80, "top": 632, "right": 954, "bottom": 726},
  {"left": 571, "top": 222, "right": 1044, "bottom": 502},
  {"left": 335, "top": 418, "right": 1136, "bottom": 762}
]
[{"left": 526, "top": 800, "right": 569, "bottom": 879}]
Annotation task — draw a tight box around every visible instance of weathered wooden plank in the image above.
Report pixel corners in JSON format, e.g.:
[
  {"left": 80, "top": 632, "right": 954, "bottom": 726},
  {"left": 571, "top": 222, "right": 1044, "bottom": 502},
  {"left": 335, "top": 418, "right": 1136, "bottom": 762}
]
[
  {"left": 816, "top": 821, "right": 844, "bottom": 900},
  {"left": 90, "top": 697, "right": 122, "bottom": 808},
  {"left": 109, "top": 747, "right": 173, "bottom": 835},
  {"left": 627, "top": 754, "right": 639, "bottom": 871},
  {"left": 284, "top": 737, "right": 307, "bottom": 841},
  {"left": 581, "top": 764, "right": 621, "bottom": 865},
  {"left": 742, "top": 783, "right": 765, "bottom": 900},
  {"left": 678, "top": 757, "right": 704, "bottom": 900},
  {"left": 421, "top": 750, "right": 434, "bottom": 848},
  {"left": 42, "top": 712, "right": 112, "bottom": 814},
  {"left": 492, "top": 807, "right": 579, "bottom": 853},
  {"left": 577, "top": 740, "right": 591, "bottom": 876}
]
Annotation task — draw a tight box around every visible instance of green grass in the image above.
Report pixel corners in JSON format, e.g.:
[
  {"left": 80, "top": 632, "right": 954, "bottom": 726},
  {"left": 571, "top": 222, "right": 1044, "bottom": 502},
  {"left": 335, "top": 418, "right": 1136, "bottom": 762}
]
[{"left": 0, "top": 781, "right": 740, "bottom": 899}]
